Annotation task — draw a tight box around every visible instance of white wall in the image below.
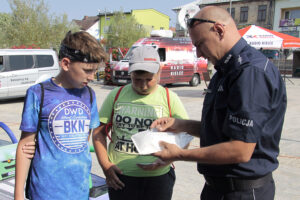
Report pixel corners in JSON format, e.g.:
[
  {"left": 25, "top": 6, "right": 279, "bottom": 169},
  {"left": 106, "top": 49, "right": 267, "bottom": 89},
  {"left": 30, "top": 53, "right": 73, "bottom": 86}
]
[
  {"left": 87, "top": 21, "right": 100, "bottom": 40},
  {"left": 274, "top": 0, "right": 300, "bottom": 32}
]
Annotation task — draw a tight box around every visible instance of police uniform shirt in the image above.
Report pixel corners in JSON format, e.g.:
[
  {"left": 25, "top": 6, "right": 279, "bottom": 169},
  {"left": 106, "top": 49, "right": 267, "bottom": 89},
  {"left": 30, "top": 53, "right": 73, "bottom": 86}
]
[{"left": 198, "top": 38, "right": 287, "bottom": 178}]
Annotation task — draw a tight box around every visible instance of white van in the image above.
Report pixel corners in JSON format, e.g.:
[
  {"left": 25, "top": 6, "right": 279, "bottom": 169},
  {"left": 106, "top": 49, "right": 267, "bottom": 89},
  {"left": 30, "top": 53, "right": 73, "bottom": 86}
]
[{"left": 0, "top": 49, "right": 60, "bottom": 100}]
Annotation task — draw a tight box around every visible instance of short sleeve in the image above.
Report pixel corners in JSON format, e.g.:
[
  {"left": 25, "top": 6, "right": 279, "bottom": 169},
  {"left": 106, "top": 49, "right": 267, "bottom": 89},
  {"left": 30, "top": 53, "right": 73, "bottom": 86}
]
[
  {"left": 223, "top": 67, "right": 271, "bottom": 143},
  {"left": 99, "top": 87, "right": 120, "bottom": 124},
  {"left": 90, "top": 90, "right": 100, "bottom": 129},
  {"left": 169, "top": 90, "right": 189, "bottom": 120},
  {"left": 19, "top": 87, "right": 40, "bottom": 133}
]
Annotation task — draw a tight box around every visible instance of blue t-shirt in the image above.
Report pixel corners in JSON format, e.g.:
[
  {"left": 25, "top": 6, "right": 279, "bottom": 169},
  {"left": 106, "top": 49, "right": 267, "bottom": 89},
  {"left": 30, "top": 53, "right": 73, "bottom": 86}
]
[{"left": 20, "top": 78, "right": 100, "bottom": 200}]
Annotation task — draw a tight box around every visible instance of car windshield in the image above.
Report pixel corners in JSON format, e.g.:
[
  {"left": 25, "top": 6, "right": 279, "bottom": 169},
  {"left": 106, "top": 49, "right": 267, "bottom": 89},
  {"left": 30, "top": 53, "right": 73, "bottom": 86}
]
[{"left": 261, "top": 49, "right": 280, "bottom": 59}]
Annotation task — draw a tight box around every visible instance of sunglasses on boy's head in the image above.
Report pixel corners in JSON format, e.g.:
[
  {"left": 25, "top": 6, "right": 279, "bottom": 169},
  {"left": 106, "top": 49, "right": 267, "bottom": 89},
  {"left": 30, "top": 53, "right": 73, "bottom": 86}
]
[
  {"left": 59, "top": 44, "right": 102, "bottom": 63},
  {"left": 187, "top": 18, "right": 216, "bottom": 28}
]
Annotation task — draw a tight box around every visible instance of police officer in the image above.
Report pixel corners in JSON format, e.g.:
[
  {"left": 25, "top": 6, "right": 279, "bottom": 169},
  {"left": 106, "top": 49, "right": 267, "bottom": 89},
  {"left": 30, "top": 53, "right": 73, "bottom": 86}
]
[{"left": 150, "top": 6, "right": 287, "bottom": 200}]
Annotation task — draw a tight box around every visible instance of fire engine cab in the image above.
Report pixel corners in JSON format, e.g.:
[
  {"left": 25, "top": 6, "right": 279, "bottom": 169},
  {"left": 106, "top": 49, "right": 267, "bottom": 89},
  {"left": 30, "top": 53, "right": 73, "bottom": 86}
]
[{"left": 110, "top": 30, "right": 208, "bottom": 86}]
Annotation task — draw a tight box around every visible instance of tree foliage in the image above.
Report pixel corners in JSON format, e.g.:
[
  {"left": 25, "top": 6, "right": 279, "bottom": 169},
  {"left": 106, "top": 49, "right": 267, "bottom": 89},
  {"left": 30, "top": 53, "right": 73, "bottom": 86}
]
[
  {"left": 0, "top": 13, "right": 12, "bottom": 47},
  {"left": 0, "top": 0, "right": 79, "bottom": 49},
  {"left": 105, "top": 11, "right": 147, "bottom": 48}
]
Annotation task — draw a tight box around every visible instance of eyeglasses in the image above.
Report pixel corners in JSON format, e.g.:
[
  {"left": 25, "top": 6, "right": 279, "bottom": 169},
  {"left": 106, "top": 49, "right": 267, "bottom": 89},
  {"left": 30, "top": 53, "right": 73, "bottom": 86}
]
[{"left": 186, "top": 18, "right": 216, "bottom": 28}]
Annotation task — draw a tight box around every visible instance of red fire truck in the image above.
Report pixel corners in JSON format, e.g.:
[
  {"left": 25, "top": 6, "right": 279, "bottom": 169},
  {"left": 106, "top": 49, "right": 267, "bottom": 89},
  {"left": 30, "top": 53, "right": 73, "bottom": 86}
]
[{"left": 110, "top": 36, "right": 208, "bottom": 86}]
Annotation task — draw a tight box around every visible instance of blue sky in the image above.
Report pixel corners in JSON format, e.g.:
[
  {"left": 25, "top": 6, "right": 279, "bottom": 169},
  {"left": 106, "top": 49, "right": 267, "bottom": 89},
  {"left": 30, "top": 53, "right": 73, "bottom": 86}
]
[{"left": 0, "top": 0, "right": 195, "bottom": 26}]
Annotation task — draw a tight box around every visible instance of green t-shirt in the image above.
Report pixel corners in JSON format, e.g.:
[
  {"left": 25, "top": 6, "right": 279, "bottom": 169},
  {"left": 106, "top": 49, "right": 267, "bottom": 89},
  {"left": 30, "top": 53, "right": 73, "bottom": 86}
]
[{"left": 99, "top": 84, "right": 188, "bottom": 177}]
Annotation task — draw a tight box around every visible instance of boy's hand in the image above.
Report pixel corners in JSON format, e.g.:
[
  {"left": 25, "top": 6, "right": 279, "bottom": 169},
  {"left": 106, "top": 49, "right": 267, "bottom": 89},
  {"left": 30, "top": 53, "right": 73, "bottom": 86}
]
[
  {"left": 103, "top": 163, "right": 125, "bottom": 190},
  {"left": 22, "top": 141, "right": 36, "bottom": 159}
]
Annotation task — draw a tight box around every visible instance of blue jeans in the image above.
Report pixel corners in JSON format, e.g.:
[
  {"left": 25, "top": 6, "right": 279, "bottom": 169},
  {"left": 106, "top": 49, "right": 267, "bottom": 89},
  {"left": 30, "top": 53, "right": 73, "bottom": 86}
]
[{"left": 108, "top": 168, "right": 175, "bottom": 200}]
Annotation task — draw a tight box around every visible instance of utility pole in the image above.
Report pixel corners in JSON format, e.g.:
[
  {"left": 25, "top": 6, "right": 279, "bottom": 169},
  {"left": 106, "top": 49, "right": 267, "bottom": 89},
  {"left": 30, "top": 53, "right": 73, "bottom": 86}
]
[
  {"left": 229, "top": 0, "right": 232, "bottom": 15},
  {"left": 104, "top": 8, "right": 107, "bottom": 35},
  {"left": 98, "top": 9, "right": 107, "bottom": 40}
]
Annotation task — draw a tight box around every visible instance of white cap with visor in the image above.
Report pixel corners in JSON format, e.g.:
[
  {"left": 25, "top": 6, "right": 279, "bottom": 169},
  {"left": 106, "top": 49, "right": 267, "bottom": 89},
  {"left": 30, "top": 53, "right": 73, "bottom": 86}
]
[{"left": 129, "top": 46, "right": 160, "bottom": 74}]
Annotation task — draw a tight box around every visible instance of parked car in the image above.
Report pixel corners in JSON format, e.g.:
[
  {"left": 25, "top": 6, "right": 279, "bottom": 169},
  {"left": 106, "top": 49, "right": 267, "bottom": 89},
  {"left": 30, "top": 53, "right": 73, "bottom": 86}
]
[
  {"left": 0, "top": 49, "right": 60, "bottom": 100},
  {"left": 261, "top": 49, "right": 280, "bottom": 59}
]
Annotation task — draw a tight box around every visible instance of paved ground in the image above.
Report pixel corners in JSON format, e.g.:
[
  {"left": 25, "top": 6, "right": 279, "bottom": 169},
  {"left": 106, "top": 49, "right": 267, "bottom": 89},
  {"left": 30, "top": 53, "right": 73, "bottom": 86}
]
[{"left": 0, "top": 77, "right": 299, "bottom": 200}]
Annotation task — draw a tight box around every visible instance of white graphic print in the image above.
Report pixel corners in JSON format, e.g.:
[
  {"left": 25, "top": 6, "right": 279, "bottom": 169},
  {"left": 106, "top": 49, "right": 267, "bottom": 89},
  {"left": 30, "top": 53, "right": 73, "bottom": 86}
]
[
  {"left": 229, "top": 114, "right": 253, "bottom": 127},
  {"left": 113, "top": 102, "right": 163, "bottom": 154},
  {"left": 48, "top": 100, "right": 91, "bottom": 154}
]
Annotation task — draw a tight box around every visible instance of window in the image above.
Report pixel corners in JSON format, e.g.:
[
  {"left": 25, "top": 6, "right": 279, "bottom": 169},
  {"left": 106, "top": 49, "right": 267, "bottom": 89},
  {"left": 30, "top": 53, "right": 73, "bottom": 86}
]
[
  {"left": 227, "top": 7, "right": 235, "bottom": 19},
  {"left": 103, "top": 26, "right": 109, "bottom": 33},
  {"left": 240, "top": 6, "right": 248, "bottom": 22},
  {"left": 160, "top": 27, "right": 164, "bottom": 30},
  {"left": 284, "top": 11, "right": 290, "bottom": 19},
  {"left": 284, "top": 9, "right": 300, "bottom": 20},
  {"left": 290, "top": 9, "right": 300, "bottom": 19},
  {"left": 36, "top": 55, "right": 54, "bottom": 68},
  {"left": 158, "top": 48, "right": 166, "bottom": 62},
  {"left": 257, "top": 5, "right": 267, "bottom": 21},
  {"left": 0, "top": 56, "right": 4, "bottom": 72},
  {"left": 9, "top": 55, "right": 34, "bottom": 71}
]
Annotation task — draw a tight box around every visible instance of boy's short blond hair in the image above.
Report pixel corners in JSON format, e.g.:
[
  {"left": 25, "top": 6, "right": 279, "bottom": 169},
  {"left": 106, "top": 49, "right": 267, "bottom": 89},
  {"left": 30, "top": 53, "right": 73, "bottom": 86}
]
[{"left": 59, "top": 31, "right": 108, "bottom": 63}]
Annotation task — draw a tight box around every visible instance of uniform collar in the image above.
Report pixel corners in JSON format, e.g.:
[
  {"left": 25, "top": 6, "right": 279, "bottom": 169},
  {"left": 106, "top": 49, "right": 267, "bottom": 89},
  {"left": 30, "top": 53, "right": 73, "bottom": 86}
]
[{"left": 214, "top": 38, "right": 248, "bottom": 74}]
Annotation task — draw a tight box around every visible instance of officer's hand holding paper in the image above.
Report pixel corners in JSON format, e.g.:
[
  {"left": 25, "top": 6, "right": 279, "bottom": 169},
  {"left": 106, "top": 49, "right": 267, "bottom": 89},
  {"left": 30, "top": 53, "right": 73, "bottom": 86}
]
[{"left": 131, "top": 129, "right": 193, "bottom": 155}]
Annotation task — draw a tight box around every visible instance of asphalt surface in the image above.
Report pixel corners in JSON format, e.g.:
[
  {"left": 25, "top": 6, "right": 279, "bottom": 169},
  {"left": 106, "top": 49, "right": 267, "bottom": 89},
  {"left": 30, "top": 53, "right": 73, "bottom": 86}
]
[{"left": 0, "top": 77, "right": 299, "bottom": 200}]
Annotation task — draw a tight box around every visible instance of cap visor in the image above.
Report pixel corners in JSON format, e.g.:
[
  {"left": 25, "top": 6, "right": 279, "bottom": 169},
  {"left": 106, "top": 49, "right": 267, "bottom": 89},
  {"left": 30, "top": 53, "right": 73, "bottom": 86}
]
[{"left": 129, "top": 63, "right": 160, "bottom": 74}]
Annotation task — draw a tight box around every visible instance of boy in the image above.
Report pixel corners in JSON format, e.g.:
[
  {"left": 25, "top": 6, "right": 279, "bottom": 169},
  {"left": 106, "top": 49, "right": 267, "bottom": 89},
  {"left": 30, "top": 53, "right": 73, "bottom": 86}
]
[
  {"left": 93, "top": 46, "right": 188, "bottom": 200},
  {"left": 15, "top": 31, "right": 107, "bottom": 200}
]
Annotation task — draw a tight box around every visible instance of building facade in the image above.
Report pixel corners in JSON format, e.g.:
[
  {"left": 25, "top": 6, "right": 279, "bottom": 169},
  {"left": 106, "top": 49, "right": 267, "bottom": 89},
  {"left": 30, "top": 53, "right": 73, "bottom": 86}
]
[
  {"left": 172, "top": 0, "right": 276, "bottom": 36},
  {"left": 274, "top": 0, "right": 300, "bottom": 37},
  {"left": 98, "top": 9, "right": 169, "bottom": 39},
  {"left": 199, "top": 0, "right": 275, "bottom": 29},
  {"left": 73, "top": 16, "right": 100, "bottom": 39}
]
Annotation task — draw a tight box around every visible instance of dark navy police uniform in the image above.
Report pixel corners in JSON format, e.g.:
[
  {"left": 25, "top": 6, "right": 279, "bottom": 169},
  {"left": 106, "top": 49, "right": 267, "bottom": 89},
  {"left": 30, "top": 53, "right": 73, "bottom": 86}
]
[{"left": 199, "top": 38, "right": 287, "bottom": 200}]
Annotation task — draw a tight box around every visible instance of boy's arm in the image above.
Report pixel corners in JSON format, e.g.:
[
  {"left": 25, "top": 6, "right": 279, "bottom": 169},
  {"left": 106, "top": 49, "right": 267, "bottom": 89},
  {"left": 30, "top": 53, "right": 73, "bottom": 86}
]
[
  {"left": 92, "top": 124, "right": 124, "bottom": 190},
  {"left": 15, "top": 132, "right": 36, "bottom": 200}
]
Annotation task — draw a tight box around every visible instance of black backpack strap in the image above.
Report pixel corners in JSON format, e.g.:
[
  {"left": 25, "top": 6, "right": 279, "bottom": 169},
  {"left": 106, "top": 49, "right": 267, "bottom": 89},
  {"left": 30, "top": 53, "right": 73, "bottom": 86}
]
[
  {"left": 87, "top": 85, "right": 93, "bottom": 105},
  {"left": 37, "top": 83, "right": 44, "bottom": 131}
]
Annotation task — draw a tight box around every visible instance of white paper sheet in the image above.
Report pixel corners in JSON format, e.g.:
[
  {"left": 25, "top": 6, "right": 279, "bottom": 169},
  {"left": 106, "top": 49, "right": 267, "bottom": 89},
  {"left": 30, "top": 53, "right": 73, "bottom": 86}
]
[{"left": 131, "top": 130, "right": 194, "bottom": 155}]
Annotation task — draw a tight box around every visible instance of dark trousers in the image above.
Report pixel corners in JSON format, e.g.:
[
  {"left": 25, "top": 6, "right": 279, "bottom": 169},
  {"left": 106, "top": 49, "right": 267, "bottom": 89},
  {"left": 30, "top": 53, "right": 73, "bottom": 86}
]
[
  {"left": 108, "top": 168, "right": 175, "bottom": 200},
  {"left": 200, "top": 178, "right": 275, "bottom": 200}
]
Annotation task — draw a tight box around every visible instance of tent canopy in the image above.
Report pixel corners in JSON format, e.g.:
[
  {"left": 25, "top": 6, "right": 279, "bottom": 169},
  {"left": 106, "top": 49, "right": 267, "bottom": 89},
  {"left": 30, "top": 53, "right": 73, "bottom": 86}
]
[{"left": 239, "top": 25, "right": 300, "bottom": 49}]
